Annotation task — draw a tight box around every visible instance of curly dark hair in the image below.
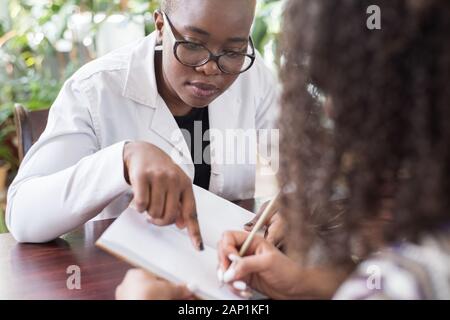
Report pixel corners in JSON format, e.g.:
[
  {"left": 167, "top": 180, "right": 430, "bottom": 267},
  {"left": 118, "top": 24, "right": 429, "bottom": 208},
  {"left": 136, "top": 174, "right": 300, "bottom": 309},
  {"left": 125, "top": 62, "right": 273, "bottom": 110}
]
[{"left": 278, "top": 0, "right": 450, "bottom": 266}]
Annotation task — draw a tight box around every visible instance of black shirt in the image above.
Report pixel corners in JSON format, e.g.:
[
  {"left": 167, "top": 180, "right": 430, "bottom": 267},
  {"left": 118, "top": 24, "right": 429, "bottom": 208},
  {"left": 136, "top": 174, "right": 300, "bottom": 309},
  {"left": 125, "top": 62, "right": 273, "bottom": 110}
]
[{"left": 174, "top": 107, "right": 211, "bottom": 190}]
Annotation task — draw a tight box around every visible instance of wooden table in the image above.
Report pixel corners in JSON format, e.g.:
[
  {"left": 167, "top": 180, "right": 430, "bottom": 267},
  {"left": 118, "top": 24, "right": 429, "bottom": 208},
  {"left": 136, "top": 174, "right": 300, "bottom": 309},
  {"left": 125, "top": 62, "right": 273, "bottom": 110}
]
[{"left": 0, "top": 199, "right": 261, "bottom": 300}]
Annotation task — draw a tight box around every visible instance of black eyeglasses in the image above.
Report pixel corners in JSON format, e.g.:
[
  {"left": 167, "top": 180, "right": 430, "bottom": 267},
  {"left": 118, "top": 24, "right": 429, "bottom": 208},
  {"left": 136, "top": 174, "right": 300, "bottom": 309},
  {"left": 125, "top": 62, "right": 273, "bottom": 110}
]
[{"left": 162, "top": 11, "right": 256, "bottom": 75}]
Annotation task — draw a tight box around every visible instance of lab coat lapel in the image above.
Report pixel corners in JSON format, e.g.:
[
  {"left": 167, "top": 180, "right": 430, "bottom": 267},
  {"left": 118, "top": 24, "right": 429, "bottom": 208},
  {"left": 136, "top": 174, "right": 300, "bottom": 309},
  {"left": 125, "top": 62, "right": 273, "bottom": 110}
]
[
  {"left": 208, "top": 90, "right": 240, "bottom": 195},
  {"left": 149, "top": 97, "right": 194, "bottom": 177}
]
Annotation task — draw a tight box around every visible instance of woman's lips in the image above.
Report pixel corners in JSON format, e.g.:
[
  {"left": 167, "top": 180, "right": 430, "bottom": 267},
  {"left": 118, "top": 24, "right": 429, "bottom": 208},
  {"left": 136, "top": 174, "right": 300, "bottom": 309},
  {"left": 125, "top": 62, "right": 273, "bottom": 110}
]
[{"left": 187, "top": 82, "right": 220, "bottom": 99}]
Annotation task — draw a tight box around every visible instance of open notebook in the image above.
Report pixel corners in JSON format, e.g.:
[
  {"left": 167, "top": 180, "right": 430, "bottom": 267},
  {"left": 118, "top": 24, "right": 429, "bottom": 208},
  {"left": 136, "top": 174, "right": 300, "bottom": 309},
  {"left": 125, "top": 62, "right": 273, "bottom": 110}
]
[{"left": 96, "top": 185, "right": 260, "bottom": 300}]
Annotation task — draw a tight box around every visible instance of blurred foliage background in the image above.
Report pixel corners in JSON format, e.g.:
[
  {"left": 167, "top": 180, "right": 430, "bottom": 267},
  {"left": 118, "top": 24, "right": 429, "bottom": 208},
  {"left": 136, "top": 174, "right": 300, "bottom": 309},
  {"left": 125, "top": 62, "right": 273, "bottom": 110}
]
[{"left": 0, "top": 0, "right": 283, "bottom": 233}]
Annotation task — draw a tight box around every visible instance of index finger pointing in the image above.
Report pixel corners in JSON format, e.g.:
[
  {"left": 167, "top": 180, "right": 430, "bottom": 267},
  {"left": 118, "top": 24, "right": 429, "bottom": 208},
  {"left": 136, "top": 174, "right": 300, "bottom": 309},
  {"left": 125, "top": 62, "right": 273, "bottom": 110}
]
[{"left": 181, "top": 186, "right": 203, "bottom": 251}]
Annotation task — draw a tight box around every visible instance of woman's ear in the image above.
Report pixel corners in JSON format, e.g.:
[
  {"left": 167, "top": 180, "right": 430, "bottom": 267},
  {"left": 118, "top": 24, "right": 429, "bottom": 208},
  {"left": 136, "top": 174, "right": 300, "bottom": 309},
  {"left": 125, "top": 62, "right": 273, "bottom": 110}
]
[{"left": 154, "top": 10, "right": 164, "bottom": 44}]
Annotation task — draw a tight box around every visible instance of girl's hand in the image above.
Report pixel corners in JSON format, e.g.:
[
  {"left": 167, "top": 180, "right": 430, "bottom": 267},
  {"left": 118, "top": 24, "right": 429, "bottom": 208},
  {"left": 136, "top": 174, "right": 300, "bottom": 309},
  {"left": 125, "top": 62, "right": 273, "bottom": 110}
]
[
  {"left": 244, "top": 201, "right": 287, "bottom": 247},
  {"left": 244, "top": 200, "right": 286, "bottom": 247},
  {"left": 217, "top": 231, "right": 348, "bottom": 300},
  {"left": 116, "top": 269, "right": 195, "bottom": 300},
  {"left": 217, "top": 231, "right": 305, "bottom": 299}
]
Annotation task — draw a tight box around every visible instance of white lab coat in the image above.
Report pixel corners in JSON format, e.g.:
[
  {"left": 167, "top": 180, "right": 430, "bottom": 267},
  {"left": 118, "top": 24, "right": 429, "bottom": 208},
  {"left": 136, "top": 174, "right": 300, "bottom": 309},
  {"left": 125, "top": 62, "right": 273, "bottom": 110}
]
[{"left": 6, "top": 32, "right": 278, "bottom": 243}]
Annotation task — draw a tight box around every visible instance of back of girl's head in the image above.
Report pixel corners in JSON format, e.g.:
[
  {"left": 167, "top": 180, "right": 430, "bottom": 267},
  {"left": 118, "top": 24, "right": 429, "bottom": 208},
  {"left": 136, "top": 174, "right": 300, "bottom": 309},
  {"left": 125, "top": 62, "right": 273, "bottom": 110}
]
[{"left": 279, "top": 0, "right": 450, "bottom": 264}]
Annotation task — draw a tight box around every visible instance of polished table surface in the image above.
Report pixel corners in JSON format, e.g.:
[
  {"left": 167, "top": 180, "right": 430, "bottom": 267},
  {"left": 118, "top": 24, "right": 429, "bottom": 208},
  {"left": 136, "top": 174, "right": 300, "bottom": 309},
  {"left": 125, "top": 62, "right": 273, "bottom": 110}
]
[{"left": 0, "top": 199, "right": 261, "bottom": 300}]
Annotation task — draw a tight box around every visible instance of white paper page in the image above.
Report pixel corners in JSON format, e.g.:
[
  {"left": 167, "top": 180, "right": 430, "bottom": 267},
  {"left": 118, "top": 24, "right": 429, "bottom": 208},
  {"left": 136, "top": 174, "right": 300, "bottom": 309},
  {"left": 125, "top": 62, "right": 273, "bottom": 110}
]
[
  {"left": 193, "top": 185, "right": 256, "bottom": 247},
  {"left": 97, "top": 186, "right": 257, "bottom": 300}
]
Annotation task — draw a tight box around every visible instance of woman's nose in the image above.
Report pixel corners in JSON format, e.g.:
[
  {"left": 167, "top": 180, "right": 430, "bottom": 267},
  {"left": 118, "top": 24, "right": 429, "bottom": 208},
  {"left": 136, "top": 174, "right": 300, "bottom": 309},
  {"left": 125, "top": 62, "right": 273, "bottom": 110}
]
[{"left": 195, "top": 60, "right": 222, "bottom": 76}]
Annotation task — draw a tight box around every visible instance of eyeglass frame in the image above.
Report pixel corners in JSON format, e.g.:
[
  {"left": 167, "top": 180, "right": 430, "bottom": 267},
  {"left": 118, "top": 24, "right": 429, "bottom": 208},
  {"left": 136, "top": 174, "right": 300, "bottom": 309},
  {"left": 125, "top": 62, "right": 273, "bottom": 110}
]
[{"left": 161, "top": 11, "right": 256, "bottom": 75}]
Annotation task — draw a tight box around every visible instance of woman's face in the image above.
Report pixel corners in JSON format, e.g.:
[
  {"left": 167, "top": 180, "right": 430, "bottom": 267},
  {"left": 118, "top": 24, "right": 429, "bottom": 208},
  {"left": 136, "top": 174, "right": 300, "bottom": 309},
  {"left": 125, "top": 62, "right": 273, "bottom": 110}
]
[{"left": 155, "top": 0, "right": 255, "bottom": 108}]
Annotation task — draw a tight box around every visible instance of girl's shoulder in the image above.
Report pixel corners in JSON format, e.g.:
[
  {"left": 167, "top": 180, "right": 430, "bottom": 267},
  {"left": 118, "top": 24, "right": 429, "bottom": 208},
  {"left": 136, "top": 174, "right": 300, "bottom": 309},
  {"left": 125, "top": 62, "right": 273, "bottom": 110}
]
[{"left": 333, "top": 231, "right": 450, "bottom": 300}]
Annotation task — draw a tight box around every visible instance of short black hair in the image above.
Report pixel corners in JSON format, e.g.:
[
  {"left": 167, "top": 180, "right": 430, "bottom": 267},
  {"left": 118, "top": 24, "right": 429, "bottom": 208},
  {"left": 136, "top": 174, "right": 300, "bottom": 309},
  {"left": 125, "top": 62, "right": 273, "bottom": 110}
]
[
  {"left": 160, "top": 0, "right": 256, "bottom": 15},
  {"left": 160, "top": 0, "right": 178, "bottom": 14}
]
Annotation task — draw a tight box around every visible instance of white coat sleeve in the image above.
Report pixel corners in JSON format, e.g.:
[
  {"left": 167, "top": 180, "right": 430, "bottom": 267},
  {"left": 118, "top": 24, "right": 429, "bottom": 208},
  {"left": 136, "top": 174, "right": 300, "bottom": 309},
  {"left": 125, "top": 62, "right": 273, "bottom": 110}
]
[{"left": 5, "top": 78, "right": 130, "bottom": 243}]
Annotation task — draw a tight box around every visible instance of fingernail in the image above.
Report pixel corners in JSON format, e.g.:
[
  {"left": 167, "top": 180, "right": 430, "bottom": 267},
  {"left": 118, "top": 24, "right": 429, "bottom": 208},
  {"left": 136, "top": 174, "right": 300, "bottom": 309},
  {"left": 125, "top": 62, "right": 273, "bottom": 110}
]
[
  {"left": 232, "top": 281, "right": 247, "bottom": 291},
  {"left": 146, "top": 216, "right": 154, "bottom": 224},
  {"left": 187, "top": 282, "right": 198, "bottom": 293},
  {"left": 228, "top": 254, "right": 241, "bottom": 262},
  {"left": 217, "top": 268, "right": 224, "bottom": 282},
  {"left": 240, "top": 290, "right": 253, "bottom": 299},
  {"left": 223, "top": 266, "right": 236, "bottom": 283},
  {"left": 130, "top": 203, "right": 141, "bottom": 212}
]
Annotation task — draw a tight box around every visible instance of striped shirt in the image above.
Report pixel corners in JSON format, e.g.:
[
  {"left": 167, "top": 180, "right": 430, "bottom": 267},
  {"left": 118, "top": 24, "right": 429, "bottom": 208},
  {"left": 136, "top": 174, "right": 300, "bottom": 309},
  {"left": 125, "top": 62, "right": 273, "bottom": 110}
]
[{"left": 333, "top": 231, "right": 450, "bottom": 300}]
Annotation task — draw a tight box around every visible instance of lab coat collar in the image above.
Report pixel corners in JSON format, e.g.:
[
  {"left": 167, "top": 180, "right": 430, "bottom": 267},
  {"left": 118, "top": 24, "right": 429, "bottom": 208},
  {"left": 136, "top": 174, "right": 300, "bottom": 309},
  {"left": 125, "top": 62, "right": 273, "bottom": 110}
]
[{"left": 122, "top": 32, "right": 159, "bottom": 108}]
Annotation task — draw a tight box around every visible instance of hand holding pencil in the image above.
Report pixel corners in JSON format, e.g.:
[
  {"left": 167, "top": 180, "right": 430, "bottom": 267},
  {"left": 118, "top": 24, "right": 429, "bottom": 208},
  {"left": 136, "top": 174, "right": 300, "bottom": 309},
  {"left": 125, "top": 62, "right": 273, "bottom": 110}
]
[{"left": 216, "top": 193, "right": 306, "bottom": 299}]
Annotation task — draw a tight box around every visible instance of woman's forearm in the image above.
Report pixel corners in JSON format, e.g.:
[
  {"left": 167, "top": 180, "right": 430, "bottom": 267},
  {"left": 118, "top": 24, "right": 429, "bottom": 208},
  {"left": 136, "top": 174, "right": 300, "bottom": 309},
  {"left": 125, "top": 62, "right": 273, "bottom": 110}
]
[{"left": 6, "top": 141, "right": 130, "bottom": 243}]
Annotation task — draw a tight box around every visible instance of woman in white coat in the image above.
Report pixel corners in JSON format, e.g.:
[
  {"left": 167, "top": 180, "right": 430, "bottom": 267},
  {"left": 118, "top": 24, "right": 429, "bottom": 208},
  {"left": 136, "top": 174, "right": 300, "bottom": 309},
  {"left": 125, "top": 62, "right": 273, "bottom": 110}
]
[{"left": 5, "top": 0, "right": 279, "bottom": 248}]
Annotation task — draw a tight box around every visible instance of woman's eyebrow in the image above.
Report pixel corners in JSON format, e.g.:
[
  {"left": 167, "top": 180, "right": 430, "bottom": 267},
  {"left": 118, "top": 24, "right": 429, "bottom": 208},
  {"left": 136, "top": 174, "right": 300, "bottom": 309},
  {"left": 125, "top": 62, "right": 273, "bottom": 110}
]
[
  {"left": 227, "top": 37, "right": 248, "bottom": 43},
  {"left": 184, "top": 25, "right": 248, "bottom": 43},
  {"left": 185, "top": 25, "right": 210, "bottom": 37}
]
